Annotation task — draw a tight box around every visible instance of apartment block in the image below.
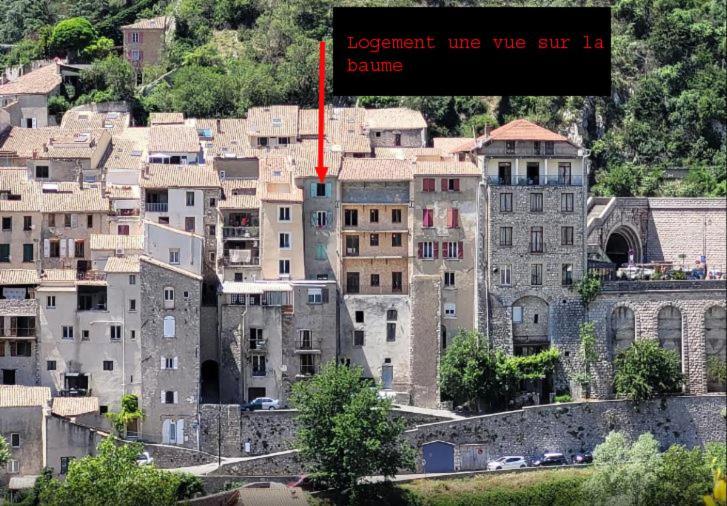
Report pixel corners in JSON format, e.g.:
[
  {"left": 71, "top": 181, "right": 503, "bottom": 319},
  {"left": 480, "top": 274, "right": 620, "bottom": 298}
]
[{"left": 0, "top": 270, "right": 39, "bottom": 387}]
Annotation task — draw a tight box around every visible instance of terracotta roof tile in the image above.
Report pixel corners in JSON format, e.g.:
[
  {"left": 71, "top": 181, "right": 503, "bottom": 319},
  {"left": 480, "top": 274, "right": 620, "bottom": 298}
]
[
  {"left": 90, "top": 234, "right": 144, "bottom": 251},
  {"left": 433, "top": 137, "right": 472, "bottom": 153},
  {"left": 412, "top": 160, "right": 480, "bottom": 176},
  {"left": 0, "top": 168, "right": 42, "bottom": 211},
  {"left": 40, "top": 182, "right": 109, "bottom": 212},
  {"left": 52, "top": 396, "right": 99, "bottom": 417},
  {"left": 0, "top": 386, "right": 51, "bottom": 408},
  {"left": 487, "top": 119, "right": 568, "bottom": 142},
  {"left": 0, "top": 269, "right": 40, "bottom": 285},
  {"left": 365, "top": 108, "right": 427, "bottom": 130},
  {"left": 104, "top": 255, "right": 141, "bottom": 273},
  {"left": 0, "top": 63, "right": 61, "bottom": 95},
  {"left": 149, "top": 112, "right": 184, "bottom": 125},
  {"left": 246, "top": 105, "right": 298, "bottom": 137},
  {"left": 140, "top": 255, "right": 203, "bottom": 280},
  {"left": 61, "top": 109, "right": 129, "bottom": 131},
  {"left": 220, "top": 179, "right": 259, "bottom": 209},
  {"left": 122, "top": 16, "right": 172, "bottom": 30},
  {"left": 339, "top": 158, "right": 412, "bottom": 182},
  {"left": 0, "top": 126, "right": 59, "bottom": 159},
  {"left": 196, "top": 118, "right": 252, "bottom": 158},
  {"left": 139, "top": 164, "right": 220, "bottom": 188},
  {"left": 148, "top": 125, "right": 200, "bottom": 153},
  {"left": 46, "top": 129, "right": 109, "bottom": 159},
  {"left": 104, "top": 139, "right": 144, "bottom": 171}
]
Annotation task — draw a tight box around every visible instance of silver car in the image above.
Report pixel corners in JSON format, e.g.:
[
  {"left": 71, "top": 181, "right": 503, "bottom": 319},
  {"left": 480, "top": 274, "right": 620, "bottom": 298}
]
[{"left": 487, "top": 456, "right": 528, "bottom": 470}]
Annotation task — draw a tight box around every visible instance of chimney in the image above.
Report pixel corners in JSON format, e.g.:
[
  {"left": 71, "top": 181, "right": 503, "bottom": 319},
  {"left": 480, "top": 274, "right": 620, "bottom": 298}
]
[
  {"left": 32, "top": 149, "right": 37, "bottom": 159},
  {"left": 216, "top": 118, "right": 222, "bottom": 134}
]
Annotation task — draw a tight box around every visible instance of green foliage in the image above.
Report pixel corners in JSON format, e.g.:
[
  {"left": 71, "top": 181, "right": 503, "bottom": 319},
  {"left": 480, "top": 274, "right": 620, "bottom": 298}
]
[
  {"left": 36, "top": 438, "right": 203, "bottom": 505},
  {"left": 49, "top": 17, "right": 97, "bottom": 59},
  {"left": 554, "top": 394, "right": 573, "bottom": 403},
  {"left": 0, "top": 434, "right": 10, "bottom": 467},
  {"left": 290, "top": 362, "right": 415, "bottom": 494},
  {"left": 644, "top": 444, "right": 712, "bottom": 506},
  {"left": 79, "top": 55, "right": 135, "bottom": 103},
  {"left": 47, "top": 95, "right": 71, "bottom": 124},
  {"left": 82, "top": 36, "right": 115, "bottom": 60},
  {"left": 0, "top": 0, "right": 54, "bottom": 45},
  {"left": 579, "top": 322, "right": 598, "bottom": 366},
  {"left": 576, "top": 271, "right": 602, "bottom": 307},
  {"left": 613, "top": 340, "right": 684, "bottom": 401},
  {"left": 439, "top": 331, "right": 560, "bottom": 409},
  {"left": 707, "top": 356, "right": 727, "bottom": 387},
  {"left": 706, "top": 443, "right": 727, "bottom": 474},
  {"left": 106, "top": 394, "right": 144, "bottom": 435}
]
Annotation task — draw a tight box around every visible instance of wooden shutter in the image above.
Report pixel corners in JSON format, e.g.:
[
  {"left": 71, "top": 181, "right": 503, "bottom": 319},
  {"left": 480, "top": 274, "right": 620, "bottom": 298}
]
[
  {"left": 60, "top": 239, "right": 67, "bottom": 257},
  {"left": 139, "top": 32, "right": 144, "bottom": 43},
  {"left": 458, "top": 241, "right": 464, "bottom": 259},
  {"left": 417, "top": 242, "right": 423, "bottom": 258},
  {"left": 68, "top": 239, "right": 75, "bottom": 257},
  {"left": 433, "top": 242, "right": 439, "bottom": 259},
  {"left": 441, "top": 178, "right": 447, "bottom": 191},
  {"left": 446, "top": 209, "right": 452, "bottom": 228},
  {"left": 325, "top": 183, "right": 332, "bottom": 197},
  {"left": 173, "top": 391, "right": 178, "bottom": 404},
  {"left": 322, "top": 289, "right": 329, "bottom": 303},
  {"left": 309, "top": 183, "right": 316, "bottom": 198},
  {"left": 160, "top": 390, "right": 166, "bottom": 403},
  {"left": 453, "top": 178, "right": 460, "bottom": 191},
  {"left": 43, "top": 239, "right": 50, "bottom": 257},
  {"left": 176, "top": 419, "right": 184, "bottom": 443},
  {"left": 71, "top": 214, "right": 78, "bottom": 228},
  {"left": 173, "top": 357, "right": 179, "bottom": 369},
  {"left": 139, "top": 51, "right": 144, "bottom": 62},
  {"left": 452, "top": 209, "right": 459, "bottom": 228},
  {"left": 160, "top": 356, "right": 166, "bottom": 369},
  {"left": 162, "top": 420, "right": 170, "bottom": 443}
]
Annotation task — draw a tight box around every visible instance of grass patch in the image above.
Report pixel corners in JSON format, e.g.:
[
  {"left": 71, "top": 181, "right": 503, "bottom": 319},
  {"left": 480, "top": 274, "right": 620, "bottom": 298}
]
[{"left": 309, "top": 468, "right": 592, "bottom": 505}]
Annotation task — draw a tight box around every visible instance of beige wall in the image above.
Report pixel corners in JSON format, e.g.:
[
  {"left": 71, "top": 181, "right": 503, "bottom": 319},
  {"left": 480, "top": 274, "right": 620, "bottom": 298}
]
[
  {"left": 342, "top": 257, "right": 409, "bottom": 295},
  {"left": 0, "top": 211, "right": 42, "bottom": 269},
  {"left": 41, "top": 211, "right": 109, "bottom": 269},
  {"left": 260, "top": 201, "right": 304, "bottom": 280},
  {"left": 122, "top": 28, "right": 166, "bottom": 67}
]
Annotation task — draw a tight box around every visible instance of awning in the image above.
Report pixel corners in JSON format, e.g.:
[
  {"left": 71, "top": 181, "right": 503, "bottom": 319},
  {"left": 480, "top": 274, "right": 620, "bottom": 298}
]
[
  {"left": 9, "top": 475, "right": 39, "bottom": 490},
  {"left": 221, "top": 281, "right": 292, "bottom": 294}
]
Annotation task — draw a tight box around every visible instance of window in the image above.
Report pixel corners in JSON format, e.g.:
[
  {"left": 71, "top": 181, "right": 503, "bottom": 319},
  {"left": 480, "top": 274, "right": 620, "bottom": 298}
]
[
  {"left": 531, "top": 264, "right": 543, "bottom": 285},
  {"left": 64, "top": 214, "right": 72, "bottom": 227},
  {"left": 279, "top": 259, "right": 290, "bottom": 275},
  {"left": 163, "top": 391, "right": 177, "bottom": 404},
  {"left": 530, "top": 193, "right": 543, "bottom": 212},
  {"left": 184, "top": 217, "right": 195, "bottom": 232},
  {"left": 500, "top": 193, "right": 513, "bottom": 212},
  {"left": 344, "top": 209, "right": 358, "bottom": 227},
  {"left": 11, "top": 341, "right": 31, "bottom": 357},
  {"left": 62, "top": 326, "right": 74, "bottom": 339},
  {"left": 534, "top": 141, "right": 541, "bottom": 155},
  {"left": 447, "top": 208, "right": 459, "bottom": 228},
  {"left": 169, "top": 249, "right": 180, "bottom": 264},
  {"left": 60, "top": 456, "right": 74, "bottom": 475},
  {"left": 370, "top": 274, "right": 380, "bottom": 287},
  {"left": 444, "top": 303, "right": 457, "bottom": 318},
  {"left": 7, "top": 460, "right": 19, "bottom": 474},
  {"left": 443, "top": 241, "right": 461, "bottom": 259},
  {"left": 0, "top": 243, "right": 8, "bottom": 262},
  {"left": 47, "top": 360, "right": 56, "bottom": 370},
  {"left": 47, "top": 296, "right": 56, "bottom": 308},
  {"left": 369, "top": 209, "right": 379, "bottom": 223},
  {"left": 391, "top": 233, "right": 402, "bottom": 247},
  {"left": 313, "top": 211, "right": 329, "bottom": 228},
  {"left": 118, "top": 225, "right": 129, "bottom": 235},
  {"left": 315, "top": 243, "right": 326, "bottom": 260},
  {"left": 498, "top": 162, "right": 512, "bottom": 184},
  {"left": 419, "top": 241, "right": 435, "bottom": 259},
  {"left": 0, "top": 217, "right": 12, "bottom": 232},
  {"left": 129, "top": 299, "right": 136, "bottom": 312},
  {"left": 561, "top": 226, "right": 574, "bottom": 245},
  {"left": 82, "top": 330, "right": 89, "bottom": 341},
  {"left": 562, "top": 264, "right": 573, "bottom": 286},
  {"left": 444, "top": 272, "right": 455, "bottom": 287},
  {"left": 444, "top": 178, "right": 460, "bottom": 191},
  {"left": 387, "top": 309, "right": 397, "bottom": 320},
  {"left": 506, "top": 141, "right": 516, "bottom": 154},
  {"left": 558, "top": 163, "right": 572, "bottom": 185},
  {"left": 35, "top": 165, "right": 49, "bottom": 178},
  {"left": 353, "top": 330, "right": 364, "bottom": 346},
  {"left": 544, "top": 141, "right": 554, "bottom": 155},
  {"left": 252, "top": 355, "right": 266, "bottom": 376},
  {"left": 392, "top": 272, "right": 403, "bottom": 293},
  {"left": 186, "top": 191, "right": 195, "bottom": 206},
  {"left": 162, "top": 357, "right": 177, "bottom": 370},
  {"left": 130, "top": 330, "right": 136, "bottom": 340},
  {"left": 312, "top": 182, "right": 330, "bottom": 197},
  {"left": 110, "top": 325, "right": 122, "bottom": 340},
  {"left": 346, "top": 272, "right": 360, "bottom": 293},
  {"left": 48, "top": 240, "right": 60, "bottom": 258},
  {"left": 23, "top": 244, "right": 33, "bottom": 262},
  {"left": 48, "top": 214, "right": 55, "bottom": 227},
  {"left": 74, "top": 240, "right": 84, "bottom": 258},
  {"left": 278, "top": 206, "right": 291, "bottom": 222},
  {"left": 422, "top": 178, "right": 435, "bottom": 192},
  {"left": 87, "top": 214, "right": 93, "bottom": 228},
  {"left": 386, "top": 323, "right": 396, "bottom": 341},
  {"left": 561, "top": 193, "right": 574, "bottom": 212},
  {"left": 103, "top": 360, "right": 113, "bottom": 371},
  {"left": 512, "top": 306, "right": 523, "bottom": 323},
  {"left": 23, "top": 216, "right": 32, "bottom": 230},
  {"left": 355, "top": 311, "right": 364, "bottom": 323},
  {"left": 500, "top": 265, "right": 511, "bottom": 285},
  {"left": 391, "top": 209, "right": 402, "bottom": 223},
  {"left": 422, "top": 209, "right": 433, "bottom": 228},
  {"left": 10, "top": 433, "right": 20, "bottom": 447},
  {"left": 129, "top": 274, "right": 136, "bottom": 285},
  {"left": 370, "top": 233, "right": 379, "bottom": 246},
  {"left": 499, "top": 227, "right": 512, "bottom": 246},
  {"left": 210, "top": 197, "right": 217, "bottom": 207},
  {"left": 164, "top": 287, "right": 174, "bottom": 308},
  {"left": 163, "top": 316, "right": 175, "bottom": 338},
  {"left": 131, "top": 31, "right": 140, "bottom": 43},
  {"left": 394, "top": 133, "right": 402, "bottom": 146},
  {"left": 307, "top": 288, "right": 324, "bottom": 304},
  {"left": 530, "top": 227, "right": 544, "bottom": 253},
  {"left": 279, "top": 232, "right": 291, "bottom": 249},
  {"left": 206, "top": 225, "right": 215, "bottom": 237},
  {"left": 300, "top": 354, "right": 315, "bottom": 376}
]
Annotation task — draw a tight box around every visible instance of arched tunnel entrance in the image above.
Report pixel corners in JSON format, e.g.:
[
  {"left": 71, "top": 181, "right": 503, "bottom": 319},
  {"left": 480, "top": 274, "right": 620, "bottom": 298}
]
[
  {"left": 605, "top": 226, "right": 641, "bottom": 267},
  {"left": 201, "top": 360, "right": 219, "bottom": 404}
]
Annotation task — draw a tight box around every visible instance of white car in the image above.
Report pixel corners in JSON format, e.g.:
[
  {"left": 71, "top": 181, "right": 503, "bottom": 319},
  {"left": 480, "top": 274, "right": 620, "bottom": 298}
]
[
  {"left": 487, "top": 456, "right": 528, "bottom": 470},
  {"left": 241, "top": 397, "right": 280, "bottom": 411},
  {"left": 135, "top": 452, "right": 154, "bottom": 466}
]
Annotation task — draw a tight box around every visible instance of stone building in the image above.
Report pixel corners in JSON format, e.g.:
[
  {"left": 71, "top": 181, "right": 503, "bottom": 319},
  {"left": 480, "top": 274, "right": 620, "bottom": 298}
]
[
  {"left": 0, "top": 270, "right": 39, "bottom": 387},
  {"left": 139, "top": 256, "right": 201, "bottom": 447},
  {"left": 121, "top": 16, "right": 174, "bottom": 85},
  {"left": 0, "top": 63, "right": 61, "bottom": 128},
  {"left": 0, "top": 168, "right": 42, "bottom": 270},
  {"left": 365, "top": 108, "right": 427, "bottom": 148}
]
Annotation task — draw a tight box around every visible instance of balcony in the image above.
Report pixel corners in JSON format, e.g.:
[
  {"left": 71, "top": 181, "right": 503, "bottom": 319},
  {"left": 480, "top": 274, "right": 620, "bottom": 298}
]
[
  {"left": 248, "top": 339, "right": 267, "bottom": 352},
  {"left": 77, "top": 285, "right": 107, "bottom": 311},
  {"left": 145, "top": 202, "right": 168, "bottom": 213},
  {"left": 58, "top": 388, "right": 91, "bottom": 397},
  {"left": 488, "top": 175, "right": 583, "bottom": 187},
  {"left": 110, "top": 208, "right": 140, "bottom": 217},
  {"left": 299, "top": 364, "right": 317, "bottom": 376},
  {"left": 76, "top": 270, "right": 106, "bottom": 281},
  {"left": 0, "top": 321, "right": 36, "bottom": 338},
  {"left": 223, "top": 226, "right": 259, "bottom": 239},
  {"left": 222, "top": 253, "right": 260, "bottom": 266},
  {"left": 529, "top": 241, "right": 545, "bottom": 254}
]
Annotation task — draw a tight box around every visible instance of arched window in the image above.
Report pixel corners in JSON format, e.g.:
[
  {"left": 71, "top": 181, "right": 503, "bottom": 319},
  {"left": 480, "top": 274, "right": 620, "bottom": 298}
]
[
  {"left": 163, "top": 316, "right": 175, "bottom": 338},
  {"left": 705, "top": 306, "right": 726, "bottom": 392},
  {"left": 657, "top": 306, "right": 682, "bottom": 364},
  {"left": 610, "top": 306, "right": 635, "bottom": 359}
]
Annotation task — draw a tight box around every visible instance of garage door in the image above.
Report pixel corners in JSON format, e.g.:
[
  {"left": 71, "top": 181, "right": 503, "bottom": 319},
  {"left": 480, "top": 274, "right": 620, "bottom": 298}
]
[{"left": 422, "top": 441, "right": 455, "bottom": 473}]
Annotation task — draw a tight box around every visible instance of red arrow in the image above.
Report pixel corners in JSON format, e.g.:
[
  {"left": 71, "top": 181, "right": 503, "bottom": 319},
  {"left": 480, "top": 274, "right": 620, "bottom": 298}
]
[{"left": 315, "top": 41, "right": 328, "bottom": 183}]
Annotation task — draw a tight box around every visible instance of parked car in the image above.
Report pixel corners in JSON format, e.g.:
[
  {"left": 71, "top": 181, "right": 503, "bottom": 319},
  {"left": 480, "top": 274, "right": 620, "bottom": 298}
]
[
  {"left": 533, "top": 452, "right": 568, "bottom": 467},
  {"left": 240, "top": 397, "right": 280, "bottom": 411},
  {"left": 135, "top": 452, "right": 154, "bottom": 466},
  {"left": 486, "top": 456, "right": 528, "bottom": 470},
  {"left": 572, "top": 452, "right": 593, "bottom": 465}
]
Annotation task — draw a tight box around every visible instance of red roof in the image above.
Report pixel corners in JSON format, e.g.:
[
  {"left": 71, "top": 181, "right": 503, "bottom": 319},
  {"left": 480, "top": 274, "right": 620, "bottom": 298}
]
[{"left": 452, "top": 119, "right": 568, "bottom": 152}]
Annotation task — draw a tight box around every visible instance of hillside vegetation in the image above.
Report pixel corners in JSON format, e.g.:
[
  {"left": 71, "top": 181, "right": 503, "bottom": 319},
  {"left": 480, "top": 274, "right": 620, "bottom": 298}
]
[{"left": 1, "top": 0, "right": 724, "bottom": 197}]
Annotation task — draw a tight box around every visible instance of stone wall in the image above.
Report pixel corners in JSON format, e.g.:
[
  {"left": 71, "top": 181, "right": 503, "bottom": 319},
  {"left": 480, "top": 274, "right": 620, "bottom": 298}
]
[
  {"left": 405, "top": 395, "right": 726, "bottom": 472},
  {"left": 142, "top": 442, "right": 217, "bottom": 469},
  {"left": 209, "top": 450, "right": 304, "bottom": 476},
  {"left": 199, "top": 404, "right": 242, "bottom": 457}
]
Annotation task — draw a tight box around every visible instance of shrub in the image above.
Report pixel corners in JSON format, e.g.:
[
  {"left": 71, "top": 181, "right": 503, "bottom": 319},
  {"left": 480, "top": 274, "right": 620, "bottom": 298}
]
[
  {"left": 613, "top": 340, "right": 683, "bottom": 401},
  {"left": 554, "top": 394, "right": 573, "bottom": 403}
]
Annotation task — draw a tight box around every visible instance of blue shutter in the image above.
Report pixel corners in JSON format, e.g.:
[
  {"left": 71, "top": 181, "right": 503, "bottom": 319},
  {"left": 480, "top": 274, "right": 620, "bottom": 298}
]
[
  {"left": 325, "top": 183, "right": 332, "bottom": 197},
  {"left": 309, "top": 183, "right": 316, "bottom": 198}
]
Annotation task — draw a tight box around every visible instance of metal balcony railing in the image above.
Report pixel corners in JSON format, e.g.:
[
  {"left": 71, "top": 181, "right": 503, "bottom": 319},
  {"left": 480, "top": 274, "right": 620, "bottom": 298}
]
[
  {"left": 145, "top": 202, "right": 168, "bottom": 212},
  {"left": 529, "top": 241, "right": 545, "bottom": 253},
  {"left": 487, "top": 175, "right": 584, "bottom": 187},
  {"left": 223, "top": 226, "right": 259, "bottom": 238},
  {"left": 76, "top": 270, "right": 106, "bottom": 281},
  {"left": 0, "top": 326, "right": 36, "bottom": 338}
]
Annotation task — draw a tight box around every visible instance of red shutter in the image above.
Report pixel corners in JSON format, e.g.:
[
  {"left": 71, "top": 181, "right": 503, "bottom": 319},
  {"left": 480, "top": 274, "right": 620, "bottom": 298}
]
[
  {"left": 433, "top": 242, "right": 439, "bottom": 259},
  {"left": 441, "top": 178, "right": 447, "bottom": 191},
  {"left": 417, "top": 242, "right": 423, "bottom": 259},
  {"left": 446, "top": 209, "right": 452, "bottom": 228},
  {"left": 452, "top": 209, "right": 459, "bottom": 228},
  {"left": 453, "top": 178, "right": 460, "bottom": 191},
  {"left": 139, "top": 50, "right": 144, "bottom": 62},
  {"left": 139, "top": 32, "right": 144, "bottom": 43},
  {"left": 458, "top": 241, "right": 464, "bottom": 259}
]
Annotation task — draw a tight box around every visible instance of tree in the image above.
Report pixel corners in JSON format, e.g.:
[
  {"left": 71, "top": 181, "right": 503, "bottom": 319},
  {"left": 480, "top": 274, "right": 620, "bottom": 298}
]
[
  {"left": 644, "top": 445, "right": 711, "bottom": 506},
  {"left": 82, "top": 36, "right": 115, "bottom": 60},
  {"left": 289, "top": 362, "right": 414, "bottom": 495},
  {"left": 575, "top": 321, "right": 598, "bottom": 397},
  {"left": 49, "top": 17, "right": 97, "bottom": 60},
  {"left": 587, "top": 431, "right": 662, "bottom": 505},
  {"left": 613, "top": 340, "right": 683, "bottom": 402},
  {"left": 576, "top": 271, "right": 602, "bottom": 308},
  {"left": 79, "top": 55, "right": 135, "bottom": 103},
  {"left": 0, "top": 434, "right": 10, "bottom": 468},
  {"left": 106, "top": 394, "right": 144, "bottom": 436},
  {"left": 37, "top": 438, "right": 203, "bottom": 505}
]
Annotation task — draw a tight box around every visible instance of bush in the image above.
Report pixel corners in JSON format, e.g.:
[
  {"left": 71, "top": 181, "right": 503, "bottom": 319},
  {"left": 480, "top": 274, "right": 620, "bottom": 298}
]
[
  {"left": 453, "top": 477, "right": 587, "bottom": 506},
  {"left": 554, "top": 394, "right": 573, "bottom": 403},
  {"left": 613, "top": 340, "right": 683, "bottom": 401}
]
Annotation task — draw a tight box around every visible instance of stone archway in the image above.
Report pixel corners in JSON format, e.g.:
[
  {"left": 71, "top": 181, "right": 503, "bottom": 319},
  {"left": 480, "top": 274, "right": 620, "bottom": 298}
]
[
  {"left": 610, "top": 306, "right": 635, "bottom": 360},
  {"left": 201, "top": 360, "right": 220, "bottom": 403},
  {"left": 605, "top": 225, "right": 642, "bottom": 266},
  {"left": 658, "top": 306, "right": 683, "bottom": 364},
  {"left": 705, "top": 305, "right": 727, "bottom": 392},
  {"left": 512, "top": 295, "right": 552, "bottom": 403}
]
